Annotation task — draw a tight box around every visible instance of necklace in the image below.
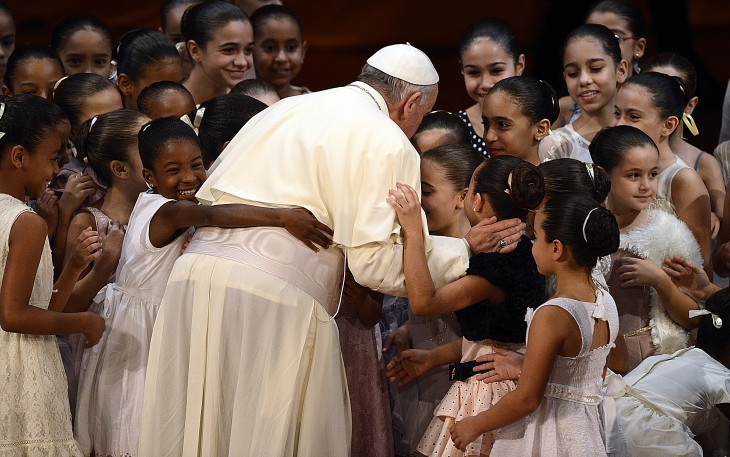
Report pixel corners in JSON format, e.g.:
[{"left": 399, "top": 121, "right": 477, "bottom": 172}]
[{"left": 348, "top": 83, "right": 383, "bottom": 110}]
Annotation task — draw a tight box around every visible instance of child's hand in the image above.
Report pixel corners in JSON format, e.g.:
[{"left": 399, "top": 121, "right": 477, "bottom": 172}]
[
  {"left": 474, "top": 346, "right": 524, "bottom": 383},
  {"left": 387, "top": 183, "right": 423, "bottom": 238},
  {"left": 385, "top": 348, "right": 432, "bottom": 386},
  {"left": 93, "top": 221, "right": 125, "bottom": 275},
  {"left": 343, "top": 270, "right": 369, "bottom": 306},
  {"left": 82, "top": 312, "right": 106, "bottom": 348},
  {"left": 281, "top": 208, "right": 333, "bottom": 252},
  {"left": 616, "top": 257, "right": 664, "bottom": 288},
  {"left": 662, "top": 255, "right": 718, "bottom": 302},
  {"left": 450, "top": 416, "right": 481, "bottom": 451},
  {"left": 36, "top": 189, "right": 59, "bottom": 237},
  {"left": 68, "top": 227, "right": 102, "bottom": 271},
  {"left": 58, "top": 173, "right": 96, "bottom": 214},
  {"left": 382, "top": 323, "right": 411, "bottom": 356}
]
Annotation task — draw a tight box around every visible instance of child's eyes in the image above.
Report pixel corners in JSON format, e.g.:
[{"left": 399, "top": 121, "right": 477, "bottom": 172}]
[
  {"left": 497, "top": 121, "right": 510, "bottom": 129},
  {"left": 466, "top": 71, "right": 481, "bottom": 78},
  {"left": 565, "top": 71, "right": 578, "bottom": 78},
  {"left": 67, "top": 58, "right": 82, "bottom": 67},
  {"left": 589, "top": 66, "right": 604, "bottom": 73},
  {"left": 649, "top": 171, "right": 659, "bottom": 178},
  {"left": 94, "top": 59, "right": 108, "bottom": 66},
  {"left": 489, "top": 68, "right": 505, "bottom": 76}
]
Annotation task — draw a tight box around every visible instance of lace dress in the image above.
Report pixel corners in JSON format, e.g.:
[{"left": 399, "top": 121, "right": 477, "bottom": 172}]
[
  {"left": 492, "top": 290, "right": 620, "bottom": 456},
  {"left": 0, "top": 194, "right": 83, "bottom": 456}
]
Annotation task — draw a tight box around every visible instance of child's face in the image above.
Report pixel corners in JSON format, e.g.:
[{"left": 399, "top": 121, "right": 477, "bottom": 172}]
[
  {"left": 482, "top": 91, "right": 539, "bottom": 160},
  {"left": 614, "top": 84, "right": 667, "bottom": 145},
  {"left": 0, "top": 11, "right": 15, "bottom": 82},
  {"left": 4, "top": 58, "right": 64, "bottom": 99},
  {"left": 193, "top": 20, "right": 254, "bottom": 91},
  {"left": 253, "top": 17, "right": 306, "bottom": 89},
  {"left": 531, "top": 209, "right": 553, "bottom": 276},
  {"left": 123, "top": 58, "right": 184, "bottom": 110},
  {"left": 461, "top": 38, "right": 523, "bottom": 106},
  {"left": 607, "top": 145, "right": 659, "bottom": 213},
  {"left": 145, "top": 91, "right": 196, "bottom": 119},
  {"left": 563, "top": 37, "right": 625, "bottom": 114},
  {"left": 146, "top": 139, "right": 207, "bottom": 203},
  {"left": 586, "top": 11, "right": 644, "bottom": 75},
  {"left": 75, "top": 87, "right": 123, "bottom": 133},
  {"left": 58, "top": 28, "right": 113, "bottom": 77},
  {"left": 162, "top": 3, "right": 189, "bottom": 44},
  {"left": 24, "top": 122, "right": 68, "bottom": 198},
  {"left": 420, "top": 159, "right": 464, "bottom": 235},
  {"left": 464, "top": 164, "right": 495, "bottom": 226}
]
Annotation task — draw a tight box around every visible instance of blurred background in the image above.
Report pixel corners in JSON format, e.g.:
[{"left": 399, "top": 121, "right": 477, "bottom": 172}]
[{"left": 9, "top": 0, "right": 730, "bottom": 151}]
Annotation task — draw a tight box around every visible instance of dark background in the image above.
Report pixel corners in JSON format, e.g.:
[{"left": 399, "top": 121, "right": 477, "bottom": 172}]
[{"left": 9, "top": 0, "right": 730, "bottom": 151}]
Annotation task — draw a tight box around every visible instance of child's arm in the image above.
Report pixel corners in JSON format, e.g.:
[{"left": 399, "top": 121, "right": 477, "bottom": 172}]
[
  {"left": 607, "top": 333, "right": 628, "bottom": 375},
  {"left": 64, "top": 221, "right": 125, "bottom": 313},
  {"left": 51, "top": 173, "right": 97, "bottom": 270},
  {"left": 672, "top": 168, "right": 712, "bottom": 277},
  {"left": 387, "top": 183, "right": 504, "bottom": 316},
  {"left": 35, "top": 189, "right": 59, "bottom": 239},
  {"left": 0, "top": 212, "right": 105, "bottom": 346},
  {"left": 149, "top": 201, "right": 333, "bottom": 250},
  {"left": 450, "top": 306, "right": 569, "bottom": 450},
  {"left": 616, "top": 257, "right": 700, "bottom": 329},
  {"left": 342, "top": 272, "right": 382, "bottom": 328},
  {"left": 385, "top": 338, "right": 463, "bottom": 386}
]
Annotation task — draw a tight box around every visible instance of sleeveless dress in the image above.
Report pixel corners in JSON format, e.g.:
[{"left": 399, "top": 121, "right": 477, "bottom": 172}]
[
  {"left": 538, "top": 124, "right": 592, "bottom": 163},
  {"left": 492, "top": 290, "right": 620, "bottom": 456},
  {"left": 0, "top": 194, "right": 83, "bottom": 456},
  {"left": 418, "top": 237, "right": 545, "bottom": 456},
  {"left": 75, "top": 192, "right": 190, "bottom": 457},
  {"left": 650, "top": 156, "right": 689, "bottom": 214},
  {"left": 457, "top": 110, "right": 488, "bottom": 158}
]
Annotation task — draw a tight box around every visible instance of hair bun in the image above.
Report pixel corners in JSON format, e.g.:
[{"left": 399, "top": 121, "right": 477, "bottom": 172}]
[
  {"left": 583, "top": 206, "right": 619, "bottom": 257},
  {"left": 509, "top": 161, "right": 544, "bottom": 211}
]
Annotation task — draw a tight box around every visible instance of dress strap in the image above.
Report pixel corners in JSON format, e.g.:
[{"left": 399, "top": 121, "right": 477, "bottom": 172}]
[{"left": 694, "top": 151, "right": 703, "bottom": 171}]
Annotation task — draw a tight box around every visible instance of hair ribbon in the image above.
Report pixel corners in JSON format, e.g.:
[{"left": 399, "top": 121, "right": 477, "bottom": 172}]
[
  {"left": 585, "top": 163, "right": 595, "bottom": 185},
  {"left": 681, "top": 112, "right": 699, "bottom": 138},
  {"left": 689, "top": 309, "right": 722, "bottom": 329},
  {"left": 0, "top": 102, "right": 6, "bottom": 140},
  {"left": 89, "top": 115, "right": 98, "bottom": 133}
]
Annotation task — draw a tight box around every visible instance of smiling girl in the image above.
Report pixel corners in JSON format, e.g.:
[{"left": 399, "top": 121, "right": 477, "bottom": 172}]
[
  {"left": 539, "top": 24, "right": 628, "bottom": 163},
  {"left": 2, "top": 46, "right": 64, "bottom": 99},
  {"left": 182, "top": 0, "right": 254, "bottom": 105},
  {"left": 456, "top": 19, "right": 524, "bottom": 157},
  {"left": 251, "top": 4, "right": 309, "bottom": 99},
  {"left": 74, "top": 116, "right": 333, "bottom": 457}
]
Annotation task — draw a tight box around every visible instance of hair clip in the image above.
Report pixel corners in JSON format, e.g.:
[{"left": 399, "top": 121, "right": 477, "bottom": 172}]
[
  {"left": 689, "top": 309, "right": 723, "bottom": 329},
  {"left": 193, "top": 107, "right": 205, "bottom": 129},
  {"left": 585, "top": 163, "right": 596, "bottom": 185},
  {"left": 582, "top": 207, "right": 599, "bottom": 243},
  {"left": 504, "top": 170, "right": 513, "bottom": 196},
  {"left": 52, "top": 75, "right": 69, "bottom": 98},
  {"left": 89, "top": 115, "right": 98, "bottom": 133}
]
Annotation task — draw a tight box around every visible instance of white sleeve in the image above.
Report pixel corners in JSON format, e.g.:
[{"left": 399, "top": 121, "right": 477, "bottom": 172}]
[{"left": 345, "top": 234, "right": 470, "bottom": 297}]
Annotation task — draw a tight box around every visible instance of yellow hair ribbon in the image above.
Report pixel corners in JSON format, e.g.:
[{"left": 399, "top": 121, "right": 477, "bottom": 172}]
[{"left": 681, "top": 112, "right": 699, "bottom": 138}]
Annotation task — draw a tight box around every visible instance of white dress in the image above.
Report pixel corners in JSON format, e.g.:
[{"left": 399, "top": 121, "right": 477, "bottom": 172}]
[
  {"left": 651, "top": 156, "right": 690, "bottom": 214},
  {"left": 0, "top": 194, "right": 83, "bottom": 456},
  {"left": 538, "top": 124, "right": 593, "bottom": 163},
  {"left": 75, "top": 192, "right": 189, "bottom": 456},
  {"left": 607, "top": 347, "right": 730, "bottom": 456},
  {"left": 492, "top": 290, "right": 619, "bottom": 456}
]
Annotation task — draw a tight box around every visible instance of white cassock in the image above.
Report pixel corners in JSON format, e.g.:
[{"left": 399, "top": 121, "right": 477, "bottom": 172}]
[{"left": 137, "top": 81, "right": 469, "bottom": 457}]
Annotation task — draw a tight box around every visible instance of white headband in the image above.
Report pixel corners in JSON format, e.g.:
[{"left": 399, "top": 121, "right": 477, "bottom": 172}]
[{"left": 582, "top": 207, "right": 600, "bottom": 243}]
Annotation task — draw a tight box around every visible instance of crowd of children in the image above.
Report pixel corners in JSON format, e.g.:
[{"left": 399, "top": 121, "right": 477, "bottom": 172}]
[{"left": 1, "top": 0, "right": 730, "bottom": 456}]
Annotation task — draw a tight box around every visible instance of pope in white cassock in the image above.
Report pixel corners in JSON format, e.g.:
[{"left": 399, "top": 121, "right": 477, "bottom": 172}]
[{"left": 138, "top": 44, "right": 523, "bottom": 457}]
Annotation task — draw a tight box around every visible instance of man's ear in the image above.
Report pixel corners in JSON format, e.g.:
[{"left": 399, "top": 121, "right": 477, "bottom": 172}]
[{"left": 401, "top": 91, "right": 423, "bottom": 121}]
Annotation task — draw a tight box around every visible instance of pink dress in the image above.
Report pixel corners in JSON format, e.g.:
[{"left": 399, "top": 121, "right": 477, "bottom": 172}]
[{"left": 336, "top": 301, "right": 394, "bottom": 457}]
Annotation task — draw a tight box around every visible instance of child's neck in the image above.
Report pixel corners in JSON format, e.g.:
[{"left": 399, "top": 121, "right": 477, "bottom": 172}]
[
  {"left": 552, "top": 266, "right": 597, "bottom": 303},
  {"left": 515, "top": 147, "right": 540, "bottom": 166},
  {"left": 657, "top": 139, "right": 679, "bottom": 172},
  {"left": 572, "top": 101, "right": 615, "bottom": 141},
  {"left": 98, "top": 184, "right": 138, "bottom": 225},
  {"left": 607, "top": 197, "right": 648, "bottom": 233},
  {"left": 0, "top": 175, "right": 25, "bottom": 202},
  {"left": 184, "top": 70, "right": 227, "bottom": 105},
  {"left": 433, "top": 213, "right": 471, "bottom": 239}
]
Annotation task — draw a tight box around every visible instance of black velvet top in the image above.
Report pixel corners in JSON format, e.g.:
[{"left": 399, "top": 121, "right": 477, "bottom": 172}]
[{"left": 455, "top": 236, "right": 546, "bottom": 343}]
